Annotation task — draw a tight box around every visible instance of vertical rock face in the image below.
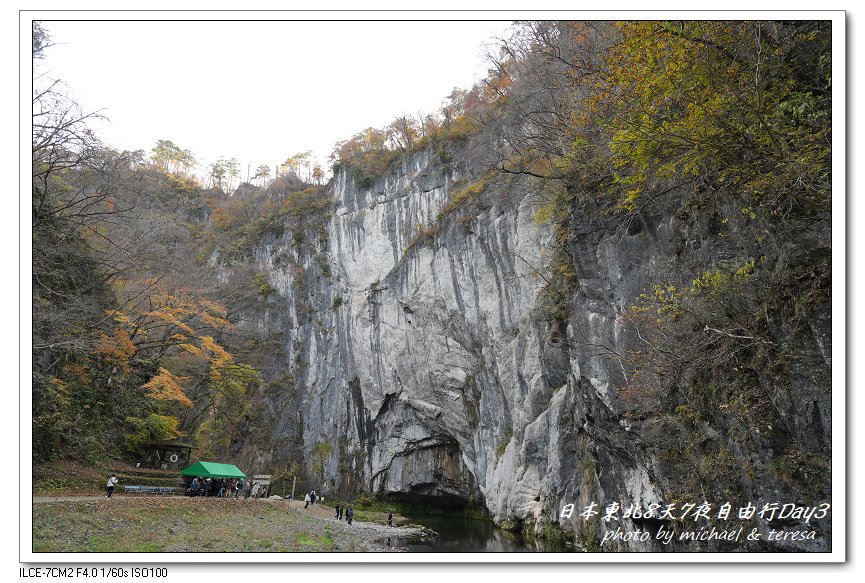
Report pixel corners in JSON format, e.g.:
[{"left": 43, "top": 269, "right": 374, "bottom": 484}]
[
  {"left": 318, "top": 150, "right": 552, "bottom": 511},
  {"left": 236, "top": 147, "right": 831, "bottom": 551}
]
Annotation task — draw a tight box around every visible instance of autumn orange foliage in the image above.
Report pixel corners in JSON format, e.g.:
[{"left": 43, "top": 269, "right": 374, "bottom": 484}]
[{"left": 142, "top": 367, "right": 193, "bottom": 408}]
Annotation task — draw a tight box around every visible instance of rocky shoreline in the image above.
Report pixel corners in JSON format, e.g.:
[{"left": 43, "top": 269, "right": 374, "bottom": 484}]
[{"left": 277, "top": 498, "right": 436, "bottom": 551}]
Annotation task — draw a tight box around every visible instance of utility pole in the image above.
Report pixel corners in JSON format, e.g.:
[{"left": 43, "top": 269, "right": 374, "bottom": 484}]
[{"left": 291, "top": 476, "right": 296, "bottom": 502}]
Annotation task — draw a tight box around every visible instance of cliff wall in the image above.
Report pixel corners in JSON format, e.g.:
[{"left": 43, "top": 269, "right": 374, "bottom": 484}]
[{"left": 229, "top": 146, "right": 831, "bottom": 551}]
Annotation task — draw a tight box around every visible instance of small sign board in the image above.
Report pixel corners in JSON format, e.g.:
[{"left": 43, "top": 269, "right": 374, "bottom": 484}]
[{"left": 252, "top": 474, "right": 272, "bottom": 485}]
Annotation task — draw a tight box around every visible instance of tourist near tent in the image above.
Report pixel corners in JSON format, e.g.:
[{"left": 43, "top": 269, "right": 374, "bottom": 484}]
[{"left": 180, "top": 461, "right": 246, "bottom": 479}]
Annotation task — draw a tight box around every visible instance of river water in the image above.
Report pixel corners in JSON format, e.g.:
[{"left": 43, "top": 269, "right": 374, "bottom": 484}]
[{"left": 382, "top": 513, "right": 576, "bottom": 553}]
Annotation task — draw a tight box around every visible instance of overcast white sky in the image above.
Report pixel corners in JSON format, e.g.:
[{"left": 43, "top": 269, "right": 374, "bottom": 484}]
[{"left": 36, "top": 20, "right": 514, "bottom": 180}]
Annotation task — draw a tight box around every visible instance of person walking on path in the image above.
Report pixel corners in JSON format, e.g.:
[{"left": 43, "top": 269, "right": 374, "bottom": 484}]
[
  {"left": 235, "top": 478, "right": 244, "bottom": 499},
  {"left": 387, "top": 511, "right": 393, "bottom": 527},
  {"left": 251, "top": 482, "right": 260, "bottom": 499},
  {"left": 338, "top": 505, "right": 344, "bottom": 520},
  {"left": 105, "top": 474, "right": 118, "bottom": 498},
  {"left": 304, "top": 492, "right": 311, "bottom": 508},
  {"left": 335, "top": 503, "right": 341, "bottom": 519},
  {"left": 310, "top": 490, "right": 316, "bottom": 505},
  {"left": 345, "top": 506, "right": 353, "bottom": 525}
]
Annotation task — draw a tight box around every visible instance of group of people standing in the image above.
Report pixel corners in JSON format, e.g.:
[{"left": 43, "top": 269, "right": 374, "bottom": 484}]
[
  {"left": 302, "top": 490, "right": 321, "bottom": 508},
  {"left": 332, "top": 503, "right": 355, "bottom": 525},
  {"left": 300, "top": 491, "right": 355, "bottom": 525},
  {"left": 188, "top": 476, "right": 267, "bottom": 499},
  {"left": 189, "top": 476, "right": 231, "bottom": 497},
  {"left": 103, "top": 472, "right": 273, "bottom": 500}
]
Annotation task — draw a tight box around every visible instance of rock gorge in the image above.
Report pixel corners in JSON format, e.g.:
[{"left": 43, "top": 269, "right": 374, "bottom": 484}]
[
  {"left": 32, "top": 20, "right": 833, "bottom": 553},
  {"left": 222, "top": 145, "right": 831, "bottom": 551}
]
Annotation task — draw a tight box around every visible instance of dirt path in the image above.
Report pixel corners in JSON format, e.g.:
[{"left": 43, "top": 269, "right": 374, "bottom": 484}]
[
  {"left": 32, "top": 494, "right": 293, "bottom": 503},
  {"left": 286, "top": 498, "right": 338, "bottom": 517},
  {"left": 31, "top": 496, "right": 378, "bottom": 514}
]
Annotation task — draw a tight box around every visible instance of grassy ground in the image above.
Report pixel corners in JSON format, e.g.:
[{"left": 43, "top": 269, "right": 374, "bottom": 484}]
[
  {"left": 32, "top": 497, "right": 414, "bottom": 553},
  {"left": 33, "top": 460, "right": 181, "bottom": 496}
]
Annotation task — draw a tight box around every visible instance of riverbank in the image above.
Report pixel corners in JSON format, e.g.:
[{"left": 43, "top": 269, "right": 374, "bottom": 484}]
[{"left": 32, "top": 496, "right": 429, "bottom": 552}]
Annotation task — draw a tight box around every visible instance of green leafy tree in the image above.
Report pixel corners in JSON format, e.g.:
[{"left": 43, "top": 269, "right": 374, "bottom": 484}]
[
  {"left": 124, "top": 414, "right": 182, "bottom": 458},
  {"left": 597, "top": 21, "right": 831, "bottom": 215},
  {"left": 209, "top": 160, "right": 227, "bottom": 190},
  {"left": 253, "top": 164, "right": 270, "bottom": 186},
  {"left": 150, "top": 139, "right": 195, "bottom": 175},
  {"left": 280, "top": 151, "right": 314, "bottom": 182},
  {"left": 225, "top": 157, "right": 240, "bottom": 192}
]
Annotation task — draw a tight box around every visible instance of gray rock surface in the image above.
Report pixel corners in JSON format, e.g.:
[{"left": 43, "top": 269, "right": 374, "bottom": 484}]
[{"left": 226, "top": 147, "right": 831, "bottom": 552}]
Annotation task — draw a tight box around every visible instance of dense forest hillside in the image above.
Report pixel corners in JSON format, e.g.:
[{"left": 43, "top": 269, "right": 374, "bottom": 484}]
[{"left": 32, "top": 21, "right": 831, "bottom": 551}]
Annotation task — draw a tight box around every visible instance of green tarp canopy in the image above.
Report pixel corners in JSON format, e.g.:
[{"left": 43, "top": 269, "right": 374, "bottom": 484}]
[{"left": 181, "top": 461, "right": 246, "bottom": 479}]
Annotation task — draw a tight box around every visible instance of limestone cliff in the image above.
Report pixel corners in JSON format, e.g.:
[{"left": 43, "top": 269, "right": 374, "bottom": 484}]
[{"left": 225, "top": 146, "right": 831, "bottom": 552}]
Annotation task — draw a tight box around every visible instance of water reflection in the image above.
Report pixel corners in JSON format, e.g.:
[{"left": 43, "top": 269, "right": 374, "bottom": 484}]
[{"left": 387, "top": 514, "right": 575, "bottom": 553}]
